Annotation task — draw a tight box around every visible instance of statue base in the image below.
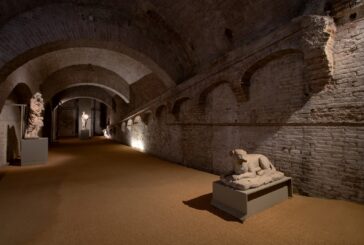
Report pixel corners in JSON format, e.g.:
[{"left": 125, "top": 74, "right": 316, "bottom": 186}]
[
  {"left": 211, "top": 177, "right": 292, "bottom": 222},
  {"left": 80, "top": 129, "right": 90, "bottom": 140},
  {"left": 21, "top": 137, "right": 48, "bottom": 165}
]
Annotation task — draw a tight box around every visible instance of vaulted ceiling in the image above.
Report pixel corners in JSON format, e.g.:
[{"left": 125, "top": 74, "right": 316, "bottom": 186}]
[{"left": 0, "top": 0, "right": 315, "bottom": 112}]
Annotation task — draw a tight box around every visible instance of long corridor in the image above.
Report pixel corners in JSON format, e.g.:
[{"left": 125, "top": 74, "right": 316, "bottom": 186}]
[{"left": 0, "top": 138, "right": 363, "bottom": 245}]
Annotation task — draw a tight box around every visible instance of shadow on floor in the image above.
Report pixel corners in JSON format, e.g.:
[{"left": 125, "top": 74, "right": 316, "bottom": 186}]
[{"left": 183, "top": 193, "right": 240, "bottom": 223}]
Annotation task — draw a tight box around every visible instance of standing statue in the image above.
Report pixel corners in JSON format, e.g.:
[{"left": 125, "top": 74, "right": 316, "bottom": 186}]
[
  {"left": 103, "top": 126, "right": 111, "bottom": 139},
  {"left": 25, "top": 92, "right": 44, "bottom": 138},
  {"left": 81, "top": 111, "right": 89, "bottom": 130},
  {"left": 221, "top": 149, "right": 285, "bottom": 190}
]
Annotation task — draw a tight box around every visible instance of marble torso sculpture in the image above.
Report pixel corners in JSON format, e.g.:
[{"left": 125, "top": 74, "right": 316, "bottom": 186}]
[
  {"left": 221, "top": 149, "right": 284, "bottom": 190},
  {"left": 81, "top": 111, "right": 89, "bottom": 130},
  {"left": 25, "top": 92, "right": 44, "bottom": 138}
]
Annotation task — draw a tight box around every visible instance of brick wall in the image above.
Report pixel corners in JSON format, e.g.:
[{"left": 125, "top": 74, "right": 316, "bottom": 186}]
[{"left": 112, "top": 15, "right": 364, "bottom": 202}]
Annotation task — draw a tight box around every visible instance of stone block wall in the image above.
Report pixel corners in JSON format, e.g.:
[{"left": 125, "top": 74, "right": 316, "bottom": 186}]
[{"left": 111, "top": 14, "right": 364, "bottom": 202}]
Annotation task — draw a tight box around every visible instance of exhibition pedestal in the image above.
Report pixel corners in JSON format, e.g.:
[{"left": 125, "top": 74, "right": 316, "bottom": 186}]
[
  {"left": 80, "top": 129, "right": 90, "bottom": 140},
  {"left": 21, "top": 137, "right": 48, "bottom": 165},
  {"left": 211, "top": 177, "right": 292, "bottom": 221}
]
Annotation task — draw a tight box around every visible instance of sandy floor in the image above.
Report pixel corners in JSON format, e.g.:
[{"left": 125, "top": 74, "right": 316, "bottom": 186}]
[{"left": 0, "top": 138, "right": 363, "bottom": 245}]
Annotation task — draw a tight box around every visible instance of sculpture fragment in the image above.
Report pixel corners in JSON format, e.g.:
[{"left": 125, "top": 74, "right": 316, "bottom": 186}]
[{"left": 24, "top": 92, "right": 44, "bottom": 138}]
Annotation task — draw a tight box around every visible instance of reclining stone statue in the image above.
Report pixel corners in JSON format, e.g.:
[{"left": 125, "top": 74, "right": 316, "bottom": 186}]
[{"left": 221, "top": 149, "right": 284, "bottom": 190}]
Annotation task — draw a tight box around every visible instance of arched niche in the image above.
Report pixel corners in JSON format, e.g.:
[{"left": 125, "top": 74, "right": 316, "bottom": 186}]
[
  {"left": 241, "top": 49, "right": 303, "bottom": 100},
  {"left": 171, "top": 97, "right": 190, "bottom": 121},
  {"left": 197, "top": 81, "right": 238, "bottom": 116},
  {"left": 199, "top": 81, "right": 231, "bottom": 106},
  {"left": 141, "top": 111, "right": 153, "bottom": 125},
  {"left": 134, "top": 116, "right": 142, "bottom": 125},
  {"left": 155, "top": 105, "right": 167, "bottom": 121},
  {"left": 8, "top": 83, "right": 33, "bottom": 105},
  {"left": 126, "top": 119, "right": 133, "bottom": 131},
  {"left": 41, "top": 64, "right": 130, "bottom": 103},
  {"left": 51, "top": 86, "right": 114, "bottom": 111}
]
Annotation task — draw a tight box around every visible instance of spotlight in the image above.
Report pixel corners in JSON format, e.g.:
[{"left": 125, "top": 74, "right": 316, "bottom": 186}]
[{"left": 131, "top": 139, "right": 144, "bottom": 151}]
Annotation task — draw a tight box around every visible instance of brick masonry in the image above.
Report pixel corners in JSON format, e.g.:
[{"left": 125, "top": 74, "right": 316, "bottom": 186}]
[
  {"left": 0, "top": 1, "right": 362, "bottom": 202},
  {"left": 113, "top": 14, "right": 364, "bottom": 202}
]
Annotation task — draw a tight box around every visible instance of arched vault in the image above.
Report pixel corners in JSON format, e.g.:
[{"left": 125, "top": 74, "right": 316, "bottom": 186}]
[
  {"left": 41, "top": 65, "right": 130, "bottom": 103},
  {"left": 51, "top": 86, "right": 115, "bottom": 110}
]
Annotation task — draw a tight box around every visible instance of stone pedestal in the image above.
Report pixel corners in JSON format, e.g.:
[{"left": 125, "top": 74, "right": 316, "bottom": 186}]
[
  {"left": 211, "top": 177, "right": 292, "bottom": 221},
  {"left": 80, "top": 129, "right": 90, "bottom": 140},
  {"left": 21, "top": 138, "right": 48, "bottom": 165}
]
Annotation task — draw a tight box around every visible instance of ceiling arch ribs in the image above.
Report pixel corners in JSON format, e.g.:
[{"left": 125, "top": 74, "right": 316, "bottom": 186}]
[
  {"left": 0, "top": 2, "right": 198, "bottom": 91},
  {"left": 52, "top": 86, "right": 114, "bottom": 111},
  {"left": 41, "top": 64, "right": 130, "bottom": 103}
]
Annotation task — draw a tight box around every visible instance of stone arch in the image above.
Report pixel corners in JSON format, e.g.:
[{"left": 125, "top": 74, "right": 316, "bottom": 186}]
[
  {"left": 134, "top": 116, "right": 142, "bottom": 124},
  {"left": 155, "top": 104, "right": 167, "bottom": 120},
  {"left": 8, "top": 83, "right": 33, "bottom": 105},
  {"left": 41, "top": 65, "right": 130, "bottom": 103},
  {"left": 171, "top": 97, "right": 190, "bottom": 121},
  {"left": 0, "top": 3, "right": 195, "bottom": 85},
  {"left": 141, "top": 111, "right": 153, "bottom": 125},
  {"left": 198, "top": 80, "right": 231, "bottom": 107},
  {"left": 0, "top": 46, "right": 164, "bottom": 111},
  {"left": 0, "top": 80, "right": 38, "bottom": 112},
  {"left": 241, "top": 49, "right": 303, "bottom": 100},
  {"left": 126, "top": 119, "right": 133, "bottom": 131},
  {"left": 56, "top": 97, "right": 110, "bottom": 110},
  {"left": 51, "top": 86, "right": 114, "bottom": 111}
]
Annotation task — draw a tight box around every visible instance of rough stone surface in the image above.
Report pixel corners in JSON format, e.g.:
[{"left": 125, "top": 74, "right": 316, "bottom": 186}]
[
  {"left": 0, "top": 0, "right": 363, "bottom": 202},
  {"left": 112, "top": 11, "right": 364, "bottom": 202}
]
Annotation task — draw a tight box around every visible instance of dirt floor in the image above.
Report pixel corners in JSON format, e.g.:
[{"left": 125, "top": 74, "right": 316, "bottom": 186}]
[{"left": 0, "top": 138, "right": 363, "bottom": 245}]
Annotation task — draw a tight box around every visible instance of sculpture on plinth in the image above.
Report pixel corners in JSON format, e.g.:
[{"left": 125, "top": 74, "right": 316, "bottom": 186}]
[
  {"left": 103, "top": 126, "right": 111, "bottom": 139},
  {"left": 81, "top": 111, "right": 89, "bottom": 130},
  {"left": 24, "top": 92, "right": 44, "bottom": 138},
  {"left": 221, "top": 149, "right": 285, "bottom": 190}
]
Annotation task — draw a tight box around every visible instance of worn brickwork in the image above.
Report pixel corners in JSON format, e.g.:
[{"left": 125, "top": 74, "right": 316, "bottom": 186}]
[
  {"left": 41, "top": 65, "right": 130, "bottom": 103},
  {"left": 0, "top": 0, "right": 362, "bottom": 202},
  {"left": 113, "top": 14, "right": 364, "bottom": 202},
  {"left": 130, "top": 74, "right": 167, "bottom": 109}
]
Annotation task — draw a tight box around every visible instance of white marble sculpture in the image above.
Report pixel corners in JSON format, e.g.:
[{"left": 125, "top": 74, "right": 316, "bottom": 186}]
[
  {"left": 81, "top": 111, "right": 89, "bottom": 130},
  {"left": 25, "top": 92, "right": 44, "bottom": 138},
  {"left": 103, "top": 126, "right": 111, "bottom": 139},
  {"left": 221, "top": 149, "right": 284, "bottom": 190}
]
